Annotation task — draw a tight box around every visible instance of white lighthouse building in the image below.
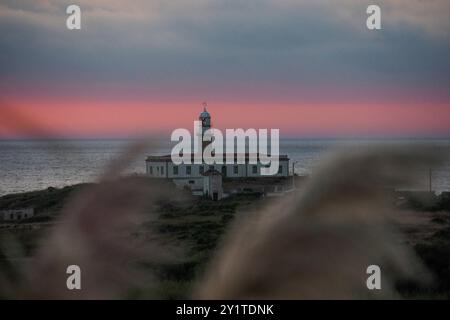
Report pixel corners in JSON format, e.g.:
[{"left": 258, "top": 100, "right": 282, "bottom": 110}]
[{"left": 146, "top": 107, "right": 290, "bottom": 194}]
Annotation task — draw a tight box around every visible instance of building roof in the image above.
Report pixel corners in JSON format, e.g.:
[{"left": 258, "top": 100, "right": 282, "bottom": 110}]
[{"left": 146, "top": 153, "right": 289, "bottom": 163}]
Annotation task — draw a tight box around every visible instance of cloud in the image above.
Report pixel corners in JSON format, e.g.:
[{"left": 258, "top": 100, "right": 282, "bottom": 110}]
[{"left": 0, "top": 0, "right": 449, "bottom": 103}]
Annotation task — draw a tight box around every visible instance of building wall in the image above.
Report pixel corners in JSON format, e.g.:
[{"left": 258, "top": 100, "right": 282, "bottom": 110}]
[
  {"left": 221, "top": 162, "right": 290, "bottom": 177},
  {"left": 203, "top": 175, "right": 223, "bottom": 200},
  {"left": 146, "top": 161, "right": 168, "bottom": 178},
  {"left": 246, "top": 160, "right": 289, "bottom": 177},
  {"left": 147, "top": 160, "right": 289, "bottom": 178},
  {"left": 2, "top": 209, "right": 34, "bottom": 221},
  {"left": 278, "top": 160, "right": 289, "bottom": 176},
  {"left": 173, "top": 178, "right": 204, "bottom": 190},
  {"left": 226, "top": 164, "right": 247, "bottom": 177}
]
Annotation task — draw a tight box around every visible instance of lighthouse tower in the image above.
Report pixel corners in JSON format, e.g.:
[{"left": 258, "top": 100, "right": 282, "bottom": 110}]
[{"left": 199, "top": 103, "right": 212, "bottom": 152}]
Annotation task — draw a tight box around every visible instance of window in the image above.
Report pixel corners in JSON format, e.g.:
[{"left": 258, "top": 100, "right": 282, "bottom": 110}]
[
  {"left": 189, "top": 180, "right": 195, "bottom": 184},
  {"left": 221, "top": 166, "right": 227, "bottom": 177},
  {"left": 186, "top": 166, "right": 191, "bottom": 175},
  {"left": 209, "top": 165, "right": 214, "bottom": 171},
  {"left": 149, "top": 166, "right": 153, "bottom": 175},
  {"left": 9, "top": 214, "right": 13, "bottom": 220},
  {"left": 252, "top": 165, "right": 258, "bottom": 174},
  {"left": 161, "top": 166, "right": 164, "bottom": 175},
  {"left": 278, "top": 165, "right": 282, "bottom": 174},
  {"left": 199, "top": 166, "right": 204, "bottom": 175},
  {"left": 233, "top": 166, "right": 238, "bottom": 174},
  {"left": 173, "top": 166, "right": 179, "bottom": 175}
]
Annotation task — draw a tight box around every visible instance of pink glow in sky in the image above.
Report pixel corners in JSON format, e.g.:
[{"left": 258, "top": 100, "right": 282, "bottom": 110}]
[
  {"left": 1, "top": 1, "right": 450, "bottom": 138},
  {"left": 1, "top": 98, "right": 449, "bottom": 138}
]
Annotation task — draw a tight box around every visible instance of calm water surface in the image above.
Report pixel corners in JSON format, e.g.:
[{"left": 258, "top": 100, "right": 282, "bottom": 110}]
[{"left": 0, "top": 139, "right": 449, "bottom": 196}]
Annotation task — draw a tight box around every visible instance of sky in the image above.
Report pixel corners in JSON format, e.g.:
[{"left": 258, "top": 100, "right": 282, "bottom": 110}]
[{"left": 1, "top": 0, "right": 450, "bottom": 138}]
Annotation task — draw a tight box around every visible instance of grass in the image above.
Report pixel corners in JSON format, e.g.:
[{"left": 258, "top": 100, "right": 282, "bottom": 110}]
[
  {"left": 401, "top": 191, "right": 450, "bottom": 212},
  {"left": 0, "top": 184, "right": 264, "bottom": 299},
  {"left": 2, "top": 183, "right": 450, "bottom": 299},
  {"left": 147, "top": 193, "right": 263, "bottom": 298},
  {"left": 0, "top": 184, "right": 90, "bottom": 220},
  {"left": 413, "top": 227, "right": 450, "bottom": 297}
]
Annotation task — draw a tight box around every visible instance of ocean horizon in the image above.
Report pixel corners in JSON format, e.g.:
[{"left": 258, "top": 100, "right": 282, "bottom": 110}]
[{"left": 1, "top": 138, "right": 449, "bottom": 196}]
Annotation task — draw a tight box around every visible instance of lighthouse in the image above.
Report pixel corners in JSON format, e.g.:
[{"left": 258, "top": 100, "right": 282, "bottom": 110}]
[
  {"left": 145, "top": 107, "right": 290, "bottom": 191},
  {"left": 199, "top": 103, "right": 212, "bottom": 152}
]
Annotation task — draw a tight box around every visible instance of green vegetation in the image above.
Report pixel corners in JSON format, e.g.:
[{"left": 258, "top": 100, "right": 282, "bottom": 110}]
[
  {"left": 149, "top": 193, "right": 263, "bottom": 299},
  {"left": 413, "top": 226, "right": 450, "bottom": 298},
  {"left": 400, "top": 191, "right": 450, "bottom": 212},
  {"left": 394, "top": 192, "right": 450, "bottom": 298},
  {"left": 0, "top": 184, "right": 90, "bottom": 220},
  {"left": 0, "top": 185, "right": 264, "bottom": 299},
  {"left": 1, "top": 184, "right": 450, "bottom": 299}
]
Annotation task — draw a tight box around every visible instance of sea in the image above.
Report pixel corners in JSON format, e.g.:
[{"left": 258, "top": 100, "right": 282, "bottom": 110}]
[{"left": 1, "top": 139, "right": 450, "bottom": 196}]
